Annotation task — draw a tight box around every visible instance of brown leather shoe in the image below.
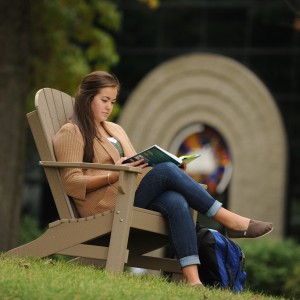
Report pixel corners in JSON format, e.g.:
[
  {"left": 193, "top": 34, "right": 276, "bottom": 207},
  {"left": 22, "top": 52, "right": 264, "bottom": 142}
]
[{"left": 226, "top": 220, "right": 274, "bottom": 239}]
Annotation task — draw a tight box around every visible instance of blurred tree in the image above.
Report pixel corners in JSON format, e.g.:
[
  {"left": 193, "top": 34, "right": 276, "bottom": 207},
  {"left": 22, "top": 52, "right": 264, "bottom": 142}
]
[
  {"left": 28, "top": 0, "right": 121, "bottom": 109},
  {"left": 0, "top": 0, "right": 121, "bottom": 251},
  {"left": 0, "top": 0, "right": 30, "bottom": 251}
]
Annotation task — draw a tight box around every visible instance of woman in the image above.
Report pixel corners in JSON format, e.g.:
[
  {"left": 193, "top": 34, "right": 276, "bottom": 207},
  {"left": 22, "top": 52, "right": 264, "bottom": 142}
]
[{"left": 53, "top": 71, "right": 273, "bottom": 287}]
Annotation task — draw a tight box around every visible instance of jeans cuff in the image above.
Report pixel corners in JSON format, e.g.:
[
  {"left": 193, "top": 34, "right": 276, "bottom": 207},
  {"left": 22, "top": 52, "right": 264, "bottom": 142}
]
[
  {"left": 179, "top": 255, "right": 200, "bottom": 269},
  {"left": 205, "top": 200, "right": 222, "bottom": 217}
]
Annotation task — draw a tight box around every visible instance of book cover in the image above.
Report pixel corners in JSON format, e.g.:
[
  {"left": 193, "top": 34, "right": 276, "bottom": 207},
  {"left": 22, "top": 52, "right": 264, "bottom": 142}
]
[{"left": 122, "top": 144, "right": 200, "bottom": 167}]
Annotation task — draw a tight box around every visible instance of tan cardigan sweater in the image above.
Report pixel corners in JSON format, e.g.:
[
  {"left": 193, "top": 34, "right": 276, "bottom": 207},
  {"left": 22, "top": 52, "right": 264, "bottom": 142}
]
[{"left": 53, "top": 121, "right": 150, "bottom": 217}]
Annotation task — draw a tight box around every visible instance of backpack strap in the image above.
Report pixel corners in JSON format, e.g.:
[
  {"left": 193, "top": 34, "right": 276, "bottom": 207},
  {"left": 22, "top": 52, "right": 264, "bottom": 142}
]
[{"left": 219, "top": 234, "right": 234, "bottom": 289}]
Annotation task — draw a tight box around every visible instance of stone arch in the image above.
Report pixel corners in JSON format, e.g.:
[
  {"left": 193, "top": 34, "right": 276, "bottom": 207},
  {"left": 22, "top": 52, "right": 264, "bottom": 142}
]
[{"left": 118, "top": 53, "right": 287, "bottom": 238}]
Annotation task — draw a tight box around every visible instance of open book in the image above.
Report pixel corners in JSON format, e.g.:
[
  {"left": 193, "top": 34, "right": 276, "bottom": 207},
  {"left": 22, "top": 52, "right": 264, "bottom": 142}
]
[{"left": 122, "top": 144, "right": 200, "bottom": 167}]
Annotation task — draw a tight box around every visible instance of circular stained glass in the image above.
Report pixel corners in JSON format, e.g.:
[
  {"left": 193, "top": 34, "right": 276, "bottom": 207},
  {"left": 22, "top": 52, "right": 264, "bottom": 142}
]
[{"left": 169, "top": 124, "right": 232, "bottom": 195}]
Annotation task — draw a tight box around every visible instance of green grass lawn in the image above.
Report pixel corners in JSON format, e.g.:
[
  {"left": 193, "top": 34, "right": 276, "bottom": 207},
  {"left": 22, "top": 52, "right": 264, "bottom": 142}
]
[{"left": 0, "top": 254, "right": 286, "bottom": 300}]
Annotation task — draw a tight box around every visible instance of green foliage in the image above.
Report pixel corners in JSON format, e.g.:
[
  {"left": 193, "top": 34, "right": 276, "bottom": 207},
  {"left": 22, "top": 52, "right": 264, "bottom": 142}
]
[
  {"left": 0, "top": 255, "right": 284, "bottom": 300},
  {"left": 20, "top": 215, "right": 43, "bottom": 245},
  {"left": 238, "top": 239, "right": 300, "bottom": 298},
  {"left": 27, "top": 0, "right": 122, "bottom": 112},
  {"left": 283, "top": 266, "right": 300, "bottom": 299}
]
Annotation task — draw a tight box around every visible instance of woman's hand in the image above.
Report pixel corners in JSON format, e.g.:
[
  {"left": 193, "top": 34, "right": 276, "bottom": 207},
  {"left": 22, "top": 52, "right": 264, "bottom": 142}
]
[
  {"left": 179, "top": 162, "right": 187, "bottom": 172},
  {"left": 116, "top": 157, "right": 148, "bottom": 168},
  {"left": 109, "top": 157, "right": 148, "bottom": 184}
]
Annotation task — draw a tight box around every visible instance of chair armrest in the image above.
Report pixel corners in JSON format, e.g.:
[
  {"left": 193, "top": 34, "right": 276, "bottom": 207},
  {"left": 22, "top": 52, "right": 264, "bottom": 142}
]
[{"left": 39, "top": 161, "right": 143, "bottom": 173}]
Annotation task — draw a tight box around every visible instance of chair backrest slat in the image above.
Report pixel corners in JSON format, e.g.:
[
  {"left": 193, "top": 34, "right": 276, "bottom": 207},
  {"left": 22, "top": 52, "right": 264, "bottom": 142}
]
[
  {"left": 41, "top": 88, "right": 61, "bottom": 132},
  {"left": 59, "top": 90, "right": 74, "bottom": 123}
]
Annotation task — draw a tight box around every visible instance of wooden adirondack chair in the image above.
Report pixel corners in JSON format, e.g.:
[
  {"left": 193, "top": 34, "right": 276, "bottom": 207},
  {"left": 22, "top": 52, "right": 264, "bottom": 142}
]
[{"left": 7, "top": 88, "right": 198, "bottom": 274}]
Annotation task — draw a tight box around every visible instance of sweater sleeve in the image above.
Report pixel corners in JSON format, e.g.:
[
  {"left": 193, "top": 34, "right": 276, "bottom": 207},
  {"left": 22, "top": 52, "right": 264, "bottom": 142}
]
[{"left": 53, "top": 124, "right": 88, "bottom": 200}]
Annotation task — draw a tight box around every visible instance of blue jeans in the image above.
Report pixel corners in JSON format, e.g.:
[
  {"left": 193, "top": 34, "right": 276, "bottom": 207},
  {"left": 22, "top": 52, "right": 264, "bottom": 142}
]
[{"left": 134, "top": 162, "right": 222, "bottom": 269}]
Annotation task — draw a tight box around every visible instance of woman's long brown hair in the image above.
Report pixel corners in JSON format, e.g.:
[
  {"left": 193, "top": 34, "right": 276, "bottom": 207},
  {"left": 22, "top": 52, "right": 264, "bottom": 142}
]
[{"left": 72, "top": 71, "right": 120, "bottom": 162}]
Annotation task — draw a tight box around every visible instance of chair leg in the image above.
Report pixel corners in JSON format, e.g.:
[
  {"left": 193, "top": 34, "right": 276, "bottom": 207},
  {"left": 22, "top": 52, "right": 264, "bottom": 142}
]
[{"left": 105, "top": 172, "right": 137, "bottom": 273}]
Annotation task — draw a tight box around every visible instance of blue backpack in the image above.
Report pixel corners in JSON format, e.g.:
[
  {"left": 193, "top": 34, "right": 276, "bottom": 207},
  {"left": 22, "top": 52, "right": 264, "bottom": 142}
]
[{"left": 196, "top": 225, "right": 247, "bottom": 292}]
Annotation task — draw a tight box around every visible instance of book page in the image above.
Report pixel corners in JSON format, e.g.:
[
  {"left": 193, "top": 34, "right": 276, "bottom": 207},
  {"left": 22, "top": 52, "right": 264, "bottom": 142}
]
[{"left": 123, "top": 145, "right": 181, "bottom": 166}]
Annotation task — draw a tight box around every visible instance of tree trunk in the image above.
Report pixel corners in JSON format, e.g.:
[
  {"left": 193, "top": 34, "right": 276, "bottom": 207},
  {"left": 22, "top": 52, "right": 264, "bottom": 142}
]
[{"left": 0, "top": 0, "right": 30, "bottom": 251}]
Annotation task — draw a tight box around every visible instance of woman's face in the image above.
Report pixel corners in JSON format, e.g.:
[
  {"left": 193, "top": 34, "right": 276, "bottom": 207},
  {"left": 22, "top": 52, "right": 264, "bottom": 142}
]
[{"left": 91, "top": 86, "right": 118, "bottom": 123}]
